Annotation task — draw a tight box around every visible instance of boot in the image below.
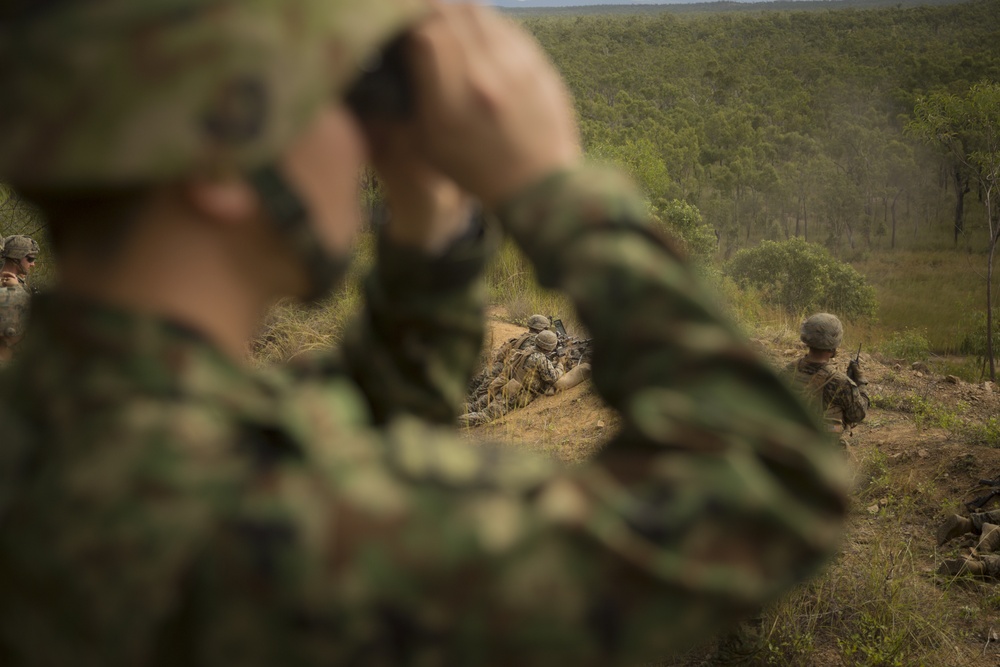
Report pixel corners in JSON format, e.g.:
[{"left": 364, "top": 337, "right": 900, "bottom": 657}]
[
  {"left": 976, "top": 523, "right": 1000, "bottom": 554},
  {"left": 937, "top": 514, "right": 974, "bottom": 546},
  {"left": 937, "top": 556, "right": 987, "bottom": 577}
]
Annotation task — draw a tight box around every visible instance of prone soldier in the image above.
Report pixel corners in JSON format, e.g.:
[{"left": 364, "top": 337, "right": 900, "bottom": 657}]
[
  {"left": 468, "top": 313, "right": 550, "bottom": 401},
  {"left": 461, "top": 329, "right": 564, "bottom": 425}
]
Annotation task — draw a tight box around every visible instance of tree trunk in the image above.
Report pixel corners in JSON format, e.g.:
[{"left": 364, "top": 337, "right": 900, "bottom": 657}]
[
  {"left": 954, "top": 167, "right": 969, "bottom": 245},
  {"left": 988, "top": 239, "right": 996, "bottom": 381},
  {"left": 890, "top": 190, "right": 901, "bottom": 250},
  {"left": 989, "top": 188, "right": 999, "bottom": 382}
]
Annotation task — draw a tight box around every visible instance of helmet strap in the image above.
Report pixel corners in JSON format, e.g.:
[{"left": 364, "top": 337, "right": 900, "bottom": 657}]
[{"left": 247, "top": 163, "right": 350, "bottom": 303}]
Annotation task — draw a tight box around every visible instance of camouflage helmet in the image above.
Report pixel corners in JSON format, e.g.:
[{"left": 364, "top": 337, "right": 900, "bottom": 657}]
[
  {"left": 527, "top": 314, "right": 550, "bottom": 332},
  {"left": 800, "top": 313, "right": 844, "bottom": 351},
  {"left": 535, "top": 330, "right": 558, "bottom": 353},
  {"left": 0, "top": 0, "right": 429, "bottom": 187},
  {"left": 2, "top": 235, "right": 40, "bottom": 261}
]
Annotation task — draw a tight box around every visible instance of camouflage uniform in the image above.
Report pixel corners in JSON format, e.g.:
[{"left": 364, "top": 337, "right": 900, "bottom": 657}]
[
  {"left": 0, "top": 243, "right": 31, "bottom": 365},
  {"left": 464, "top": 336, "right": 564, "bottom": 424},
  {"left": 468, "top": 315, "right": 550, "bottom": 402},
  {"left": 0, "top": 1, "right": 848, "bottom": 665},
  {"left": 783, "top": 358, "right": 868, "bottom": 433},
  {"left": 784, "top": 313, "right": 868, "bottom": 434}
]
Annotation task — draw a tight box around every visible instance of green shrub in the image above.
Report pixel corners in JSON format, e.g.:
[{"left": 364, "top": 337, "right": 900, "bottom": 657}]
[
  {"left": 651, "top": 199, "right": 717, "bottom": 262},
  {"left": 878, "top": 328, "right": 930, "bottom": 361},
  {"left": 725, "top": 238, "right": 878, "bottom": 320},
  {"left": 960, "top": 307, "right": 1000, "bottom": 363}
]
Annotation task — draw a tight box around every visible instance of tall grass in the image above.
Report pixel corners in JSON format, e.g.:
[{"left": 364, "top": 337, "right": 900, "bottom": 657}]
[
  {"left": 250, "top": 234, "right": 374, "bottom": 365},
  {"left": 484, "top": 238, "right": 580, "bottom": 331},
  {"left": 853, "top": 249, "right": 996, "bottom": 355}
]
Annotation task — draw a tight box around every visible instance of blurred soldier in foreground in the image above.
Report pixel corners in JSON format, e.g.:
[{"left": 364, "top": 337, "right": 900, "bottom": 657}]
[
  {"left": 0, "top": 1, "right": 848, "bottom": 665},
  {"left": 1, "top": 234, "right": 39, "bottom": 288},
  {"left": 461, "top": 329, "right": 563, "bottom": 425},
  {"left": 784, "top": 313, "right": 869, "bottom": 436}
]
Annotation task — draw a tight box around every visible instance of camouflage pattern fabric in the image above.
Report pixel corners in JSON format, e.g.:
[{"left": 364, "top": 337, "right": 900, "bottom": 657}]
[
  {"left": 467, "top": 331, "right": 538, "bottom": 403},
  {"left": 465, "top": 347, "right": 564, "bottom": 420},
  {"left": 0, "top": 280, "right": 30, "bottom": 338},
  {"left": 784, "top": 357, "right": 868, "bottom": 431},
  {"left": 0, "top": 0, "right": 430, "bottom": 186},
  {"left": 0, "top": 166, "right": 848, "bottom": 666}
]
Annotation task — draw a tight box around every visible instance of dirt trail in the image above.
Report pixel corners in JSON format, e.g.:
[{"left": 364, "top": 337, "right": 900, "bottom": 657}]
[{"left": 465, "top": 314, "right": 1000, "bottom": 665}]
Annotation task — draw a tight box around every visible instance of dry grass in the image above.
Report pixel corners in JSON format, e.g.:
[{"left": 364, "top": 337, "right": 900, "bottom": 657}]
[{"left": 852, "top": 249, "right": 997, "bottom": 356}]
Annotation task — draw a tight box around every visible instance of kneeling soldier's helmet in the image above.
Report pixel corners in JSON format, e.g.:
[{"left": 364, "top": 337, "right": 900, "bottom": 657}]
[
  {"left": 800, "top": 313, "right": 844, "bottom": 351},
  {"left": 535, "top": 330, "right": 558, "bottom": 353}
]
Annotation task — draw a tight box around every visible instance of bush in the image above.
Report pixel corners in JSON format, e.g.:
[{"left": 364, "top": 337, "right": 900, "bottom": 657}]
[
  {"left": 878, "top": 328, "right": 930, "bottom": 361},
  {"left": 651, "top": 199, "right": 717, "bottom": 262},
  {"left": 725, "top": 238, "right": 878, "bottom": 320},
  {"left": 960, "top": 307, "right": 1000, "bottom": 362}
]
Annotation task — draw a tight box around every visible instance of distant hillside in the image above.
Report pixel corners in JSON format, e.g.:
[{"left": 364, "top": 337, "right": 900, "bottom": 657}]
[{"left": 494, "top": 0, "right": 968, "bottom": 14}]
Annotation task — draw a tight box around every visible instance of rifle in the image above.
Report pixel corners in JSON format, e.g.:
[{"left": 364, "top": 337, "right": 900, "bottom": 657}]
[
  {"left": 555, "top": 337, "right": 593, "bottom": 366},
  {"left": 967, "top": 478, "right": 1000, "bottom": 511}
]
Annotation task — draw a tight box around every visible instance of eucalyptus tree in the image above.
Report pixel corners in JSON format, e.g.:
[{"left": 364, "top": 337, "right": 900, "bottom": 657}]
[{"left": 910, "top": 83, "right": 1000, "bottom": 378}]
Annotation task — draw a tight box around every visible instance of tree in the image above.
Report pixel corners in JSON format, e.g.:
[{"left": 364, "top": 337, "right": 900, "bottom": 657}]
[
  {"left": 909, "top": 83, "right": 1000, "bottom": 379},
  {"left": 725, "top": 238, "right": 877, "bottom": 320}
]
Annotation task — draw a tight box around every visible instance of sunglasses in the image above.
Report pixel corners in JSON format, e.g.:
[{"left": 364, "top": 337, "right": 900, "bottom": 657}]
[{"left": 24, "top": 256, "right": 36, "bottom": 263}]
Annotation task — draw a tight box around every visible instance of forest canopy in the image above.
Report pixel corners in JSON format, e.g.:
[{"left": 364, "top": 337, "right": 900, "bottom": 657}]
[{"left": 521, "top": 0, "right": 1000, "bottom": 257}]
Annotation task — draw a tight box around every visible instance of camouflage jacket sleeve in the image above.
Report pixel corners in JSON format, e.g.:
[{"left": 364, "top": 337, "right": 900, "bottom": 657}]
[
  {"left": 204, "top": 166, "right": 847, "bottom": 665},
  {"left": 0, "top": 169, "right": 849, "bottom": 667},
  {"left": 524, "top": 350, "right": 564, "bottom": 392},
  {"left": 339, "top": 223, "right": 492, "bottom": 425}
]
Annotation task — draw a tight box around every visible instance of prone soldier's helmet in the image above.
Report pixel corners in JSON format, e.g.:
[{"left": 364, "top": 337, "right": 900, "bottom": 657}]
[
  {"left": 535, "top": 330, "right": 558, "bottom": 353},
  {"left": 800, "top": 313, "right": 843, "bottom": 351},
  {"left": 527, "top": 314, "right": 550, "bottom": 332},
  {"left": 2, "top": 235, "right": 39, "bottom": 261}
]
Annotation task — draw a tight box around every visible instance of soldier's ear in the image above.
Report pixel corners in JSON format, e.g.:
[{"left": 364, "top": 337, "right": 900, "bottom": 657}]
[{"left": 182, "top": 177, "right": 260, "bottom": 227}]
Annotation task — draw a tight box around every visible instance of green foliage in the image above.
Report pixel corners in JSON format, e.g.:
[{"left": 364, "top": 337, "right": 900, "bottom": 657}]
[
  {"left": 836, "top": 612, "right": 906, "bottom": 667},
  {"left": 527, "top": 1, "right": 1000, "bottom": 256},
  {"left": 878, "top": 328, "right": 930, "bottom": 361},
  {"left": 960, "top": 307, "right": 1000, "bottom": 360},
  {"left": 746, "top": 529, "right": 964, "bottom": 667},
  {"left": 725, "top": 238, "right": 878, "bottom": 319},
  {"left": 961, "top": 417, "right": 1000, "bottom": 448},
  {"left": 652, "top": 199, "right": 717, "bottom": 261}
]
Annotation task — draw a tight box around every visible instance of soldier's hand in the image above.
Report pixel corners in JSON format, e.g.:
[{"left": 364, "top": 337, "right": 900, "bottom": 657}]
[
  {"left": 405, "top": 3, "right": 581, "bottom": 208},
  {"left": 847, "top": 359, "right": 867, "bottom": 385},
  {"left": 364, "top": 119, "right": 473, "bottom": 254}
]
